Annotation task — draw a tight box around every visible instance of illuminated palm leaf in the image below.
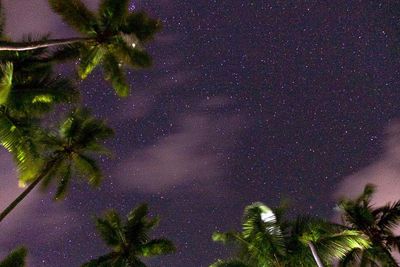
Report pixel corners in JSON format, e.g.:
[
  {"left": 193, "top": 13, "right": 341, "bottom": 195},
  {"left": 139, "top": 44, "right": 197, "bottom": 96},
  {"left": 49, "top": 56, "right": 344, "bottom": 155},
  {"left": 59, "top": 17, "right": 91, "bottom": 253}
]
[{"left": 211, "top": 202, "right": 370, "bottom": 267}]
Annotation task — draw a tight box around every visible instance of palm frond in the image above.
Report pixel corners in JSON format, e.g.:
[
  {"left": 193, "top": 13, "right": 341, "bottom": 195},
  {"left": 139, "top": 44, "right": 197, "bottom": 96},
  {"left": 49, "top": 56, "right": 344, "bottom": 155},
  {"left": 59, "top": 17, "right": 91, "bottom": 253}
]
[
  {"left": 123, "top": 11, "right": 162, "bottom": 42},
  {"left": 43, "top": 43, "right": 81, "bottom": 63},
  {"left": 54, "top": 161, "right": 72, "bottom": 200},
  {"left": 103, "top": 53, "right": 129, "bottom": 96},
  {"left": 242, "top": 202, "right": 286, "bottom": 258},
  {"left": 210, "top": 259, "right": 250, "bottom": 267},
  {"left": 72, "top": 154, "right": 102, "bottom": 186},
  {"left": 0, "top": 247, "right": 27, "bottom": 267},
  {"left": 356, "top": 184, "right": 376, "bottom": 206},
  {"left": 80, "top": 253, "right": 115, "bottom": 267},
  {"left": 0, "top": 111, "right": 43, "bottom": 182},
  {"left": 212, "top": 232, "right": 242, "bottom": 245},
  {"left": 48, "top": 0, "right": 98, "bottom": 34},
  {"left": 0, "top": 62, "right": 13, "bottom": 104},
  {"left": 88, "top": 205, "right": 175, "bottom": 265},
  {"left": 99, "top": 0, "right": 130, "bottom": 30},
  {"left": 95, "top": 214, "right": 121, "bottom": 248},
  {"left": 7, "top": 76, "right": 79, "bottom": 116},
  {"left": 375, "top": 200, "right": 400, "bottom": 231},
  {"left": 114, "top": 40, "right": 152, "bottom": 68},
  {"left": 127, "top": 203, "right": 149, "bottom": 224},
  {"left": 315, "top": 230, "right": 370, "bottom": 261},
  {"left": 139, "top": 239, "right": 175, "bottom": 256},
  {"left": 338, "top": 248, "right": 363, "bottom": 267},
  {"left": 78, "top": 46, "right": 105, "bottom": 79}
]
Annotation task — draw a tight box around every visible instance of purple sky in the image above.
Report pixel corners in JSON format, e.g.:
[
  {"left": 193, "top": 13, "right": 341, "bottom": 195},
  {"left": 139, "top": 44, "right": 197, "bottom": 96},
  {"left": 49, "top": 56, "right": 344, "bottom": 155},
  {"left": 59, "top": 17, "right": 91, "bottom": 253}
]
[{"left": 1, "top": 0, "right": 400, "bottom": 266}]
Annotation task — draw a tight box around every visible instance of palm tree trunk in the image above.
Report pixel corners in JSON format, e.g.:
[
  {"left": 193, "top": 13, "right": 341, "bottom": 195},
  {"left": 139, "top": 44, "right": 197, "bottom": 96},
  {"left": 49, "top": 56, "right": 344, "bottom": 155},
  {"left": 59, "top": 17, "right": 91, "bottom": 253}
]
[
  {"left": 0, "top": 159, "right": 57, "bottom": 223},
  {"left": 308, "top": 242, "right": 325, "bottom": 267},
  {"left": 0, "top": 37, "right": 95, "bottom": 51}
]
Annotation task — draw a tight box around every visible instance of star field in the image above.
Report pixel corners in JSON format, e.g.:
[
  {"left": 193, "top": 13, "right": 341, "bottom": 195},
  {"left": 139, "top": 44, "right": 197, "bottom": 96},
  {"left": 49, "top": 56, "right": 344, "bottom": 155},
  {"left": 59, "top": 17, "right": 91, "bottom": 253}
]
[{"left": 1, "top": 1, "right": 400, "bottom": 266}]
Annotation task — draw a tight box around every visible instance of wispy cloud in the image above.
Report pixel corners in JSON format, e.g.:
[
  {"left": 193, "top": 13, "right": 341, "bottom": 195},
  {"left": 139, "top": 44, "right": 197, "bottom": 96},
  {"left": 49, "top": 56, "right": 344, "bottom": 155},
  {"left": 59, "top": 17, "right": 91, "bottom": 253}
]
[
  {"left": 114, "top": 97, "right": 242, "bottom": 193},
  {"left": 335, "top": 120, "right": 400, "bottom": 204}
]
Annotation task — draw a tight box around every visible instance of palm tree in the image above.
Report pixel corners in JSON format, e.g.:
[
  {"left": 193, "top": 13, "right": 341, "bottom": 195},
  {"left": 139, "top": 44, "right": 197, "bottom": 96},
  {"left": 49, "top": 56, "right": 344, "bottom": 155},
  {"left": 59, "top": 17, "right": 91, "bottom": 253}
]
[
  {"left": 0, "top": 247, "right": 27, "bottom": 267},
  {"left": 337, "top": 184, "right": 400, "bottom": 267},
  {"left": 0, "top": 0, "right": 162, "bottom": 96},
  {"left": 211, "top": 202, "right": 369, "bottom": 267},
  {"left": 0, "top": 44, "right": 79, "bottom": 182},
  {"left": 82, "top": 203, "right": 175, "bottom": 266},
  {"left": 0, "top": 108, "right": 113, "bottom": 222}
]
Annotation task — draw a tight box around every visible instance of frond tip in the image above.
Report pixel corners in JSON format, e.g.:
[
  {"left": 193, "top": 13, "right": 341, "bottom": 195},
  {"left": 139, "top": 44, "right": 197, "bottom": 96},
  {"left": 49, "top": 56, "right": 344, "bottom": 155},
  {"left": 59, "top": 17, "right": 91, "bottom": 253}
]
[{"left": 0, "top": 247, "right": 27, "bottom": 267}]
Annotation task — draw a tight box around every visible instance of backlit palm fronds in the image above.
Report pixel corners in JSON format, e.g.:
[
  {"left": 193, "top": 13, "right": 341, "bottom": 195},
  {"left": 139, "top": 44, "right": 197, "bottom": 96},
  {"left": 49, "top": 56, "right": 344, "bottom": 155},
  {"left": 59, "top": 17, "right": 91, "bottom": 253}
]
[
  {"left": 38, "top": 108, "right": 113, "bottom": 199},
  {"left": 337, "top": 184, "right": 400, "bottom": 266},
  {"left": 82, "top": 204, "right": 175, "bottom": 266}
]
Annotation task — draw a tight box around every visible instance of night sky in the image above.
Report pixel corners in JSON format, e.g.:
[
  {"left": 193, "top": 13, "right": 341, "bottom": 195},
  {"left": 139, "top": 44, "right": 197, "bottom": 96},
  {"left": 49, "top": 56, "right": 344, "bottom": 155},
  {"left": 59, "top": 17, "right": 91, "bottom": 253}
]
[{"left": 1, "top": 1, "right": 400, "bottom": 266}]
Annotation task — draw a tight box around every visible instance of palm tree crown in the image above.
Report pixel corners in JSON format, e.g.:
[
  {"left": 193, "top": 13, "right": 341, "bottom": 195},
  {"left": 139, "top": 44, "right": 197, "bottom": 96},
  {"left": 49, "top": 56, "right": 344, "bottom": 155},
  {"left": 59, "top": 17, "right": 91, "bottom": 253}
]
[
  {"left": 0, "top": 108, "right": 113, "bottom": 222},
  {"left": 82, "top": 203, "right": 175, "bottom": 266},
  {"left": 337, "top": 184, "right": 400, "bottom": 266},
  {"left": 0, "top": 43, "right": 79, "bottom": 182},
  {"left": 37, "top": 108, "right": 113, "bottom": 199},
  {"left": 211, "top": 202, "right": 369, "bottom": 267},
  {"left": 47, "top": 0, "right": 161, "bottom": 96}
]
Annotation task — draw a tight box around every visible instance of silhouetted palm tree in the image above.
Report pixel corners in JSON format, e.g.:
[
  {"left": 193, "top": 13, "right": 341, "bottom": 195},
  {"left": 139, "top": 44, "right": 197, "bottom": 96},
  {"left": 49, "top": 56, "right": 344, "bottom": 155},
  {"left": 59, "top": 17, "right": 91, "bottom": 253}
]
[
  {"left": 82, "top": 204, "right": 175, "bottom": 266},
  {"left": 0, "top": 0, "right": 161, "bottom": 96},
  {"left": 211, "top": 202, "right": 369, "bottom": 267},
  {"left": 337, "top": 184, "right": 400, "bottom": 266},
  {"left": 0, "top": 108, "right": 113, "bottom": 222},
  {"left": 0, "top": 247, "right": 27, "bottom": 267}
]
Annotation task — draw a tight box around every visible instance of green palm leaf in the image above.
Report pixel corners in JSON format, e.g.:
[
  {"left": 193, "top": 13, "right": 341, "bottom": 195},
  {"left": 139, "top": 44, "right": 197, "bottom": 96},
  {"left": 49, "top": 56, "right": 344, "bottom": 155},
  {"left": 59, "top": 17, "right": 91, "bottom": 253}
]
[
  {"left": 48, "top": 0, "right": 98, "bottom": 34},
  {"left": 210, "top": 260, "right": 250, "bottom": 267},
  {"left": 96, "top": 215, "right": 121, "bottom": 247},
  {"left": 83, "top": 204, "right": 174, "bottom": 266},
  {"left": 0, "top": 62, "right": 13, "bottom": 104},
  {"left": 103, "top": 53, "right": 129, "bottom": 97},
  {"left": 313, "top": 230, "right": 370, "bottom": 261},
  {"left": 54, "top": 161, "right": 72, "bottom": 200},
  {"left": 78, "top": 46, "right": 105, "bottom": 79},
  {"left": 114, "top": 40, "right": 152, "bottom": 68},
  {"left": 123, "top": 12, "right": 162, "bottom": 42},
  {"left": 0, "top": 247, "right": 27, "bottom": 267},
  {"left": 99, "top": 0, "right": 130, "bottom": 30},
  {"left": 375, "top": 200, "right": 400, "bottom": 231},
  {"left": 139, "top": 239, "right": 176, "bottom": 256},
  {"left": 72, "top": 154, "right": 102, "bottom": 186}
]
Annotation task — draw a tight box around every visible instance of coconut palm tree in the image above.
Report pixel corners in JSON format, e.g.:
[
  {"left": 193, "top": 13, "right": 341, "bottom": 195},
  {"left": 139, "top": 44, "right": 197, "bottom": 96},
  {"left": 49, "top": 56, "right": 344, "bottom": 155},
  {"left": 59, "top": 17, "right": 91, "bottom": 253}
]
[
  {"left": 0, "top": 0, "right": 161, "bottom": 96},
  {"left": 0, "top": 108, "right": 113, "bottom": 222},
  {"left": 0, "top": 43, "right": 79, "bottom": 181},
  {"left": 211, "top": 202, "right": 369, "bottom": 267},
  {"left": 82, "top": 203, "right": 175, "bottom": 266},
  {"left": 0, "top": 247, "right": 27, "bottom": 267},
  {"left": 337, "top": 184, "right": 400, "bottom": 267}
]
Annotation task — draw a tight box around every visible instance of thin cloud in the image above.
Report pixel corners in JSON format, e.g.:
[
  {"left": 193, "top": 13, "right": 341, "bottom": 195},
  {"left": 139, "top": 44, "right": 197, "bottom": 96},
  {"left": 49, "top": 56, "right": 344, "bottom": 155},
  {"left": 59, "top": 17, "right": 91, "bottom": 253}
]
[
  {"left": 335, "top": 120, "right": 400, "bottom": 203},
  {"left": 114, "top": 98, "right": 243, "bottom": 193}
]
